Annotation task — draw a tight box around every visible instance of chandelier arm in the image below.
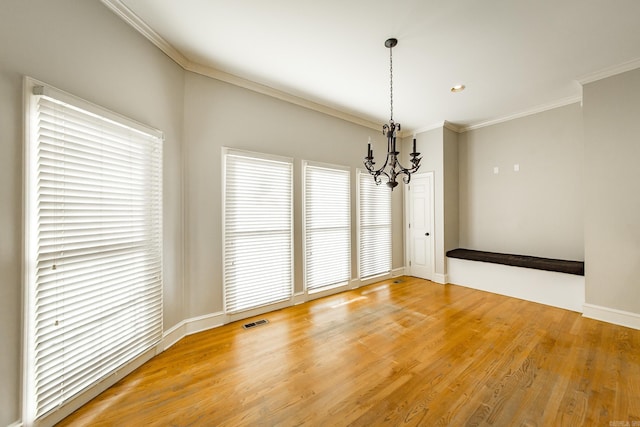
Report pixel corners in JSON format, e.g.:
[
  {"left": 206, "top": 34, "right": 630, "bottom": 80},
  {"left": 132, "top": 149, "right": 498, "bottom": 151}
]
[
  {"left": 368, "top": 149, "right": 393, "bottom": 177},
  {"left": 370, "top": 150, "right": 398, "bottom": 186},
  {"left": 402, "top": 173, "right": 412, "bottom": 185},
  {"left": 393, "top": 156, "right": 421, "bottom": 174},
  {"left": 367, "top": 165, "right": 391, "bottom": 186}
]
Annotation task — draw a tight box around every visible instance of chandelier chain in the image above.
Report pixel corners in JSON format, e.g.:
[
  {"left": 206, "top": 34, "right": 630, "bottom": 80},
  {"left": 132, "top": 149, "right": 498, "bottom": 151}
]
[{"left": 389, "top": 45, "right": 393, "bottom": 121}]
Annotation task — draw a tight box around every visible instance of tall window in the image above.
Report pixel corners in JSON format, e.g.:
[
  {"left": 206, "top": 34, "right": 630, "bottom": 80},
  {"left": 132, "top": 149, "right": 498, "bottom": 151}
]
[
  {"left": 24, "top": 79, "right": 163, "bottom": 422},
  {"left": 223, "top": 149, "right": 293, "bottom": 313},
  {"left": 303, "top": 162, "right": 351, "bottom": 292},
  {"left": 358, "top": 169, "right": 392, "bottom": 279}
]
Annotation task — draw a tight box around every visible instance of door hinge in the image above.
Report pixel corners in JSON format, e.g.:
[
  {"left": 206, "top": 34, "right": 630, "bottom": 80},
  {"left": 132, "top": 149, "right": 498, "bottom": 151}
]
[
  {"left": 409, "top": 260, "right": 412, "bottom": 266},
  {"left": 408, "top": 223, "right": 411, "bottom": 229}
]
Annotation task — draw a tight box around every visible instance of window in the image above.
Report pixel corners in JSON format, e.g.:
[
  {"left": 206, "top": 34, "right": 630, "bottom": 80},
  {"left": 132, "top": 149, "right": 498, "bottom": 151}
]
[
  {"left": 303, "top": 162, "right": 351, "bottom": 292},
  {"left": 358, "top": 169, "right": 392, "bottom": 279},
  {"left": 223, "top": 149, "right": 293, "bottom": 313},
  {"left": 24, "top": 79, "right": 163, "bottom": 422}
]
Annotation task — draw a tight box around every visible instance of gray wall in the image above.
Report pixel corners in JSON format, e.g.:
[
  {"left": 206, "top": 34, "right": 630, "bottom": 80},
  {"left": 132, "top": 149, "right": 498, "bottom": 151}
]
[
  {"left": 0, "top": 2, "right": 406, "bottom": 422},
  {"left": 407, "top": 128, "right": 447, "bottom": 277},
  {"left": 3, "top": 0, "right": 639, "bottom": 424},
  {"left": 183, "top": 72, "right": 405, "bottom": 317},
  {"left": 583, "top": 68, "right": 640, "bottom": 314},
  {"left": 443, "top": 127, "right": 460, "bottom": 258},
  {"left": 405, "top": 126, "right": 459, "bottom": 281},
  {"left": 0, "top": 1, "right": 185, "bottom": 423},
  {"left": 458, "top": 103, "right": 584, "bottom": 261}
]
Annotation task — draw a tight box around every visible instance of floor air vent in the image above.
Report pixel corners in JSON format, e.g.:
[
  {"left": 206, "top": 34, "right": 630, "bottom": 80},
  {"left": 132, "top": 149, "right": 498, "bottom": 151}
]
[
  {"left": 393, "top": 279, "right": 403, "bottom": 284},
  {"left": 242, "top": 319, "right": 269, "bottom": 329}
]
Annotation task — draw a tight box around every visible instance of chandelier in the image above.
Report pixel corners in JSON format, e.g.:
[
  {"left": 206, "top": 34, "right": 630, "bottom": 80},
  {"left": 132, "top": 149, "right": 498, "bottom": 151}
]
[{"left": 364, "top": 38, "right": 421, "bottom": 189}]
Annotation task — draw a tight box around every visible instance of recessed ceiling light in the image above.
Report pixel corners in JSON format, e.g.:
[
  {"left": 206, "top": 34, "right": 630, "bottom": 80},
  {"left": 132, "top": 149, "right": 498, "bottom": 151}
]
[{"left": 451, "top": 84, "right": 466, "bottom": 93}]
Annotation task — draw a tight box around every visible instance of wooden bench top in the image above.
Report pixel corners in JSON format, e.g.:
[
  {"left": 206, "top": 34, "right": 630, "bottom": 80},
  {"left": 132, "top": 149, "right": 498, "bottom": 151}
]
[{"left": 446, "top": 248, "right": 584, "bottom": 276}]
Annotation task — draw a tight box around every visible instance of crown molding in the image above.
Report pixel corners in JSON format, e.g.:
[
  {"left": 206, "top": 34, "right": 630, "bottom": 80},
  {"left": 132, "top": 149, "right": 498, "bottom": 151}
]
[
  {"left": 100, "top": 0, "right": 190, "bottom": 67},
  {"left": 100, "top": 0, "right": 600, "bottom": 136},
  {"left": 459, "top": 95, "right": 582, "bottom": 132},
  {"left": 185, "top": 62, "right": 381, "bottom": 131},
  {"left": 409, "top": 121, "right": 446, "bottom": 136},
  {"left": 408, "top": 120, "right": 463, "bottom": 136},
  {"left": 577, "top": 57, "right": 640, "bottom": 85},
  {"left": 100, "top": 0, "right": 381, "bottom": 132},
  {"left": 443, "top": 121, "right": 462, "bottom": 133}
]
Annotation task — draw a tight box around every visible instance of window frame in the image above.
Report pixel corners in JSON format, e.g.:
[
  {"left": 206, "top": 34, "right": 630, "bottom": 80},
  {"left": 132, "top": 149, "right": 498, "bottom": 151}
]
[
  {"left": 357, "top": 168, "right": 392, "bottom": 281},
  {"left": 22, "top": 77, "right": 164, "bottom": 425},
  {"left": 302, "top": 160, "right": 351, "bottom": 295},
  {"left": 221, "top": 147, "right": 294, "bottom": 317}
]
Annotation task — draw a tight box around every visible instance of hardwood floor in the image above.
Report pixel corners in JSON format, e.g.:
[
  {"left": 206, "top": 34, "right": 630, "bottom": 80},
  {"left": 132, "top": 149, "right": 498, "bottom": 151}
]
[{"left": 58, "top": 276, "right": 640, "bottom": 426}]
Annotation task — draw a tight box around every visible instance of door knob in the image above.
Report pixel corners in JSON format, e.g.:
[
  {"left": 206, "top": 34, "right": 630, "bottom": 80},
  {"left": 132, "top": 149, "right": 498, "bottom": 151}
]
[{"left": 425, "top": 232, "right": 430, "bottom": 236}]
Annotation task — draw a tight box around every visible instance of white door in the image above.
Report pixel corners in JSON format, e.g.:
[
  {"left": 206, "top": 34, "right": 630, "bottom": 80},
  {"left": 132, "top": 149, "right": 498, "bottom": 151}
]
[{"left": 406, "top": 173, "right": 434, "bottom": 280}]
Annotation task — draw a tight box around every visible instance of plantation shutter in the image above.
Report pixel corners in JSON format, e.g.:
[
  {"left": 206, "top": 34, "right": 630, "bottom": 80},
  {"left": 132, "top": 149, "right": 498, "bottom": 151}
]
[
  {"left": 29, "top": 84, "right": 163, "bottom": 419},
  {"left": 223, "top": 150, "right": 293, "bottom": 313},
  {"left": 304, "top": 163, "right": 351, "bottom": 292},
  {"left": 358, "top": 169, "right": 392, "bottom": 278}
]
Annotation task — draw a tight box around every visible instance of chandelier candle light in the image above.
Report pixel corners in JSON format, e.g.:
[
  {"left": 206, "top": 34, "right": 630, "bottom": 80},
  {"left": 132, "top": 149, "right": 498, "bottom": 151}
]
[{"left": 364, "top": 38, "right": 421, "bottom": 189}]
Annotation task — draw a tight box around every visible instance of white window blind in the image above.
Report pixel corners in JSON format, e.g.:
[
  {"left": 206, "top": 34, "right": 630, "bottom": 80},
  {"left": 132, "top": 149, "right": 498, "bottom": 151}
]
[
  {"left": 358, "top": 169, "right": 392, "bottom": 279},
  {"left": 304, "top": 163, "right": 351, "bottom": 292},
  {"left": 223, "top": 149, "right": 293, "bottom": 314},
  {"left": 25, "top": 82, "right": 163, "bottom": 421}
]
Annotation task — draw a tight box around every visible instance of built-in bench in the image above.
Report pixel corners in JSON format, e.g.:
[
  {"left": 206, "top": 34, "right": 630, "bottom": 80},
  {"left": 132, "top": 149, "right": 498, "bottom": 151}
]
[
  {"left": 446, "top": 248, "right": 584, "bottom": 276},
  {"left": 445, "top": 248, "right": 585, "bottom": 312}
]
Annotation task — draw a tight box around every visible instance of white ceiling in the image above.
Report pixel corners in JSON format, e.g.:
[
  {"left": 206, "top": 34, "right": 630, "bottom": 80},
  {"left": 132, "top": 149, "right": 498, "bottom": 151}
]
[{"left": 107, "top": 0, "right": 640, "bottom": 132}]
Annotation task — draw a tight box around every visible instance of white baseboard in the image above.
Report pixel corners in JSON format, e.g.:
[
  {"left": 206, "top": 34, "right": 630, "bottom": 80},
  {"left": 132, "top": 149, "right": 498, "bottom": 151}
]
[
  {"left": 8, "top": 420, "right": 23, "bottom": 427},
  {"left": 293, "top": 291, "right": 306, "bottom": 305},
  {"left": 161, "top": 311, "right": 225, "bottom": 352},
  {"left": 433, "top": 273, "right": 448, "bottom": 284},
  {"left": 447, "top": 258, "right": 585, "bottom": 313},
  {"left": 306, "top": 283, "right": 353, "bottom": 301},
  {"left": 35, "top": 347, "right": 156, "bottom": 427},
  {"left": 583, "top": 303, "right": 640, "bottom": 330},
  {"left": 161, "top": 320, "right": 187, "bottom": 351},
  {"left": 358, "top": 272, "right": 393, "bottom": 287},
  {"left": 32, "top": 273, "right": 425, "bottom": 427},
  {"left": 184, "top": 311, "right": 225, "bottom": 336},
  {"left": 391, "top": 267, "right": 405, "bottom": 277},
  {"left": 29, "top": 313, "right": 221, "bottom": 427}
]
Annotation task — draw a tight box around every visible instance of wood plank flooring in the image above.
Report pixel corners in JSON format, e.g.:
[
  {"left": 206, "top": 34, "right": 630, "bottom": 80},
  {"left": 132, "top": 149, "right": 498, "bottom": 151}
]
[{"left": 58, "top": 277, "right": 640, "bottom": 426}]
